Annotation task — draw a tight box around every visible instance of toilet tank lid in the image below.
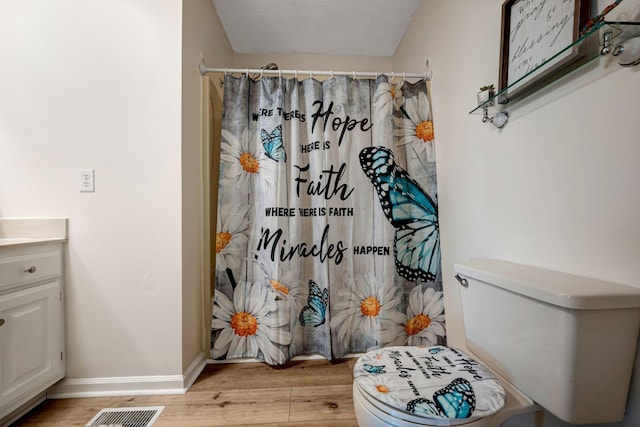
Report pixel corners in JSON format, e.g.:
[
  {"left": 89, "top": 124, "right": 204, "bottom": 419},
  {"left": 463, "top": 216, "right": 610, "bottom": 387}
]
[{"left": 454, "top": 259, "right": 640, "bottom": 310}]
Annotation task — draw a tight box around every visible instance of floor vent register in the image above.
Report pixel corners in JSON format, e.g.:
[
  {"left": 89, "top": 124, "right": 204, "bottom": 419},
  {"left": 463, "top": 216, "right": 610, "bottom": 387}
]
[{"left": 85, "top": 406, "right": 164, "bottom": 427}]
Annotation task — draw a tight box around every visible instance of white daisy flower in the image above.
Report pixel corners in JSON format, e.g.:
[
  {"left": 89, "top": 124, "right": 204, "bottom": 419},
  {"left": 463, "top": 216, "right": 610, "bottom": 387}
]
[
  {"left": 405, "top": 143, "right": 439, "bottom": 189},
  {"left": 380, "top": 286, "right": 446, "bottom": 347},
  {"left": 255, "top": 252, "right": 305, "bottom": 310},
  {"left": 394, "top": 92, "right": 436, "bottom": 162},
  {"left": 212, "top": 280, "right": 292, "bottom": 365},
  {"left": 330, "top": 274, "right": 399, "bottom": 346},
  {"left": 356, "top": 373, "right": 406, "bottom": 408},
  {"left": 215, "top": 204, "right": 250, "bottom": 272},
  {"left": 373, "top": 81, "right": 404, "bottom": 118},
  {"left": 219, "top": 128, "right": 266, "bottom": 195}
]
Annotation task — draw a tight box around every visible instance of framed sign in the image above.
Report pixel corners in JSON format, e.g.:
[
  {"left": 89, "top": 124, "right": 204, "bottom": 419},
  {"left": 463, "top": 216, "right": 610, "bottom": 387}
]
[{"left": 499, "top": 0, "right": 591, "bottom": 101}]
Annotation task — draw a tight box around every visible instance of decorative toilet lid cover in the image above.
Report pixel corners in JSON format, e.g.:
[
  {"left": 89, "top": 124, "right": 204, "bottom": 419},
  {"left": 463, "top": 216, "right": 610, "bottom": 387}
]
[{"left": 354, "top": 346, "right": 506, "bottom": 421}]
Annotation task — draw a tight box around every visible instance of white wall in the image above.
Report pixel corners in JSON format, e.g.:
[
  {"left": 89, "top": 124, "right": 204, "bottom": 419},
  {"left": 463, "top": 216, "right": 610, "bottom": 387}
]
[
  {"left": 0, "top": 0, "right": 184, "bottom": 380},
  {"left": 233, "top": 53, "right": 393, "bottom": 73},
  {"left": 393, "top": 1, "right": 640, "bottom": 426}
]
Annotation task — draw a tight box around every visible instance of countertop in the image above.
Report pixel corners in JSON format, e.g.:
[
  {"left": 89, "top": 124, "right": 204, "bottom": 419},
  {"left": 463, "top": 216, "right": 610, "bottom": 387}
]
[
  {"left": 0, "top": 237, "right": 67, "bottom": 248},
  {"left": 0, "top": 218, "right": 68, "bottom": 248}
]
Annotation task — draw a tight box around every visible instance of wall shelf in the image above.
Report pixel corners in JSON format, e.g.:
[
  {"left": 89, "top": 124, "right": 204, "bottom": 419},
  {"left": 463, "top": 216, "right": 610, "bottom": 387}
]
[{"left": 470, "top": 21, "right": 640, "bottom": 121}]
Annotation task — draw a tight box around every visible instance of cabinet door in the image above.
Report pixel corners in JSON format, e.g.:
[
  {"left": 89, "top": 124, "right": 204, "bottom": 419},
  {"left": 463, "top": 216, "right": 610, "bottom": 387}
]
[{"left": 0, "top": 280, "right": 64, "bottom": 408}]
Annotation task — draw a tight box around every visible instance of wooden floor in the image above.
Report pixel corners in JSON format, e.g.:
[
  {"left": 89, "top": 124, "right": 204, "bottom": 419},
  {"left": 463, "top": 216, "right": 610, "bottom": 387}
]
[{"left": 12, "top": 359, "right": 359, "bottom": 427}]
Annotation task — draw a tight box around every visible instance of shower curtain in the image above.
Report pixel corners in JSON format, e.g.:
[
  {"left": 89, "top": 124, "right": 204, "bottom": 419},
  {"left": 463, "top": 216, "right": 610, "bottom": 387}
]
[{"left": 212, "top": 73, "right": 443, "bottom": 365}]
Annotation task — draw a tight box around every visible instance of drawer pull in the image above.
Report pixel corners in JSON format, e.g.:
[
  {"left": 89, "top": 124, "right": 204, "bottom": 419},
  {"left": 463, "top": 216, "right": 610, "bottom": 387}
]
[
  {"left": 25, "top": 266, "right": 37, "bottom": 274},
  {"left": 0, "top": 319, "right": 4, "bottom": 327}
]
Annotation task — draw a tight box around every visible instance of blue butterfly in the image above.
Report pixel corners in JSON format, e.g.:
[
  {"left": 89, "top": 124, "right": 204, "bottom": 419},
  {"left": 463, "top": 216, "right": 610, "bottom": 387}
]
[
  {"left": 434, "top": 378, "right": 476, "bottom": 418},
  {"left": 359, "top": 146, "right": 440, "bottom": 282},
  {"left": 363, "top": 364, "right": 386, "bottom": 374},
  {"left": 406, "top": 378, "right": 476, "bottom": 419},
  {"left": 299, "top": 280, "right": 328, "bottom": 327},
  {"left": 428, "top": 347, "right": 444, "bottom": 354},
  {"left": 406, "top": 398, "right": 442, "bottom": 418},
  {"left": 261, "top": 125, "right": 286, "bottom": 162}
]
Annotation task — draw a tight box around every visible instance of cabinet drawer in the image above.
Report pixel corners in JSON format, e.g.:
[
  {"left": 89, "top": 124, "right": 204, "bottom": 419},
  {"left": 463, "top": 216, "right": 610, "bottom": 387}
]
[{"left": 0, "top": 250, "right": 61, "bottom": 291}]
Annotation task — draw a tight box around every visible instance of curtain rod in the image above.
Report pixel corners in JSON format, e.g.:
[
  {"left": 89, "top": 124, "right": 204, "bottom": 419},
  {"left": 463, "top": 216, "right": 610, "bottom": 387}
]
[{"left": 198, "top": 63, "right": 432, "bottom": 81}]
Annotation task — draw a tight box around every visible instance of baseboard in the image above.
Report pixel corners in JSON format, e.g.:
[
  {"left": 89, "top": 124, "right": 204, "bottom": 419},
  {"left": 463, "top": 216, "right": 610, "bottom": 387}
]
[
  {"left": 46, "top": 374, "right": 186, "bottom": 398},
  {"left": 182, "top": 351, "right": 207, "bottom": 390},
  {"left": 47, "top": 352, "right": 207, "bottom": 399}
]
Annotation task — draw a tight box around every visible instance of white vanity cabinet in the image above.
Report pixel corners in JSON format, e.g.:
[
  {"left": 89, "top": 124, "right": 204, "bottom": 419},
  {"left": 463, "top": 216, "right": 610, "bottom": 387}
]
[{"left": 0, "top": 241, "right": 65, "bottom": 422}]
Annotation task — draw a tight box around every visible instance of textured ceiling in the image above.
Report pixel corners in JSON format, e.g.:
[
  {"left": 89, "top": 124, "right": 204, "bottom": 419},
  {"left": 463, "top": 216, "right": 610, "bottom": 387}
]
[{"left": 211, "top": 0, "right": 422, "bottom": 57}]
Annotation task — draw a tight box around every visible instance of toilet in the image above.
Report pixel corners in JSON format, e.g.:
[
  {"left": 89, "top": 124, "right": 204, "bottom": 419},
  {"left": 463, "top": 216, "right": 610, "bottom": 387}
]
[{"left": 353, "top": 259, "right": 640, "bottom": 426}]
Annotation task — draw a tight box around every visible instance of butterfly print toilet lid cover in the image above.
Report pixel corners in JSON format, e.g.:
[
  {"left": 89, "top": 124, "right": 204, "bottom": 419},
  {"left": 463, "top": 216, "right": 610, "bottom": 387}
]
[{"left": 354, "top": 346, "right": 506, "bottom": 421}]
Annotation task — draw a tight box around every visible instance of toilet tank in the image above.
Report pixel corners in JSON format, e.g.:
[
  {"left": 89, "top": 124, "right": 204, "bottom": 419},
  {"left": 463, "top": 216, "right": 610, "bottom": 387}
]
[{"left": 453, "top": 259, "right": 640, "bottom": 425}]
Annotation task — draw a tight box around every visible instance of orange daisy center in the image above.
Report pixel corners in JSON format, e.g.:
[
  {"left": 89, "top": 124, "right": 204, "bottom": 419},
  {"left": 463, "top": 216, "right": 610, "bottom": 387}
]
[
  {"left": 239, "top": 152, "right": 259, "bottom": 173},
  {"left": 376, "top": 385, "right": 390, "bottom": 393},
  {"left": 230, "top": 312, "right": 258, "bottom": 337},
  {"left": 270, "top": 279, "right": 289, "bottom": 295},
  {"left": 216, "top": 232, "right": 232, "bottom": 254},
  {"left": 405, "top": 314, "right": 431, "bottom": 336},
  {"left": 360, "top": 296, "right": 381, "bottom": 317},
  {"left": 416, "top": 120, "right": 434, "bottom": 142}
]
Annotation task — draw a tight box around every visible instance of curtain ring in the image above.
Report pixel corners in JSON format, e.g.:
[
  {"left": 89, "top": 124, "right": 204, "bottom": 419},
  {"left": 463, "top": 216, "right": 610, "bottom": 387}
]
[
  {"left": 353, "top": 70, "right": 356, "bottom": 79},
  {"left": 260, "top": 68, "right": 264, "bottom": 79},
  {"left": 294, "top": 69, "right": 298, "bottom": 79},
  {"left": 278, "top": 69, "right": 282, "bottom": 78},
  {"left": 309, "top": 70, "right": 313, "bottom": 79},
  {"left": 403, "top": 72, "right": 406, "bottom": 81},
  {"left": 245, "top": 68, "right": 249, "bottom": 77},
  {"left": 391, "top": 72, "right": 395, "bottom": 80},
  {"left": 330, "top": 70, "right": 334, "bottom": 78},
  {"left": 224, "top": 67, "right": 228, "bottom": 75}
]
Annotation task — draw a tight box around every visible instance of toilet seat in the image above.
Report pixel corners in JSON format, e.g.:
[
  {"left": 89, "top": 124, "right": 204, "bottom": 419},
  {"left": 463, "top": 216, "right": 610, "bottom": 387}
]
[{"left": 353, "top": 346, "right": 506, "bottom": 426}]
